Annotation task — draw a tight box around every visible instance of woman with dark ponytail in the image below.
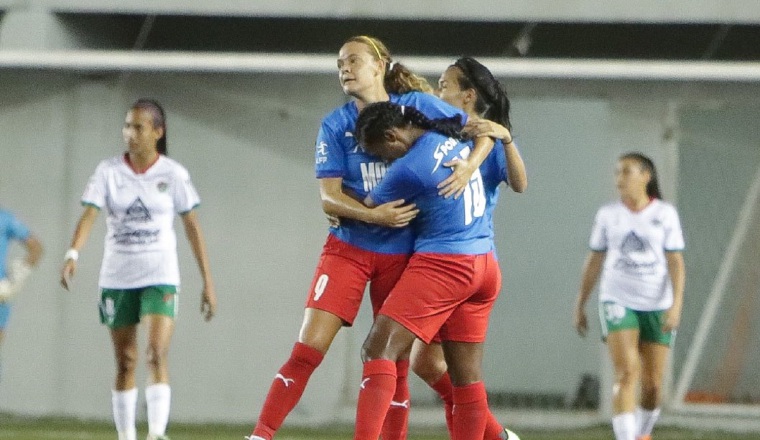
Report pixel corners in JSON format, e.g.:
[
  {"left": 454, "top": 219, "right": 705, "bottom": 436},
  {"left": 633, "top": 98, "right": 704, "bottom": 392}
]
[
  {"left": 60, "top": 98, "right": 217, "bottom": 440},
  {"left": 396, "top": 56, "right": 527, "bottom": 439},
  {"left": 441, "top": 56, "right": 527, "bottom": 192},
  {"left": 574, "top": 152, "right": 685, "bottom": 440}
]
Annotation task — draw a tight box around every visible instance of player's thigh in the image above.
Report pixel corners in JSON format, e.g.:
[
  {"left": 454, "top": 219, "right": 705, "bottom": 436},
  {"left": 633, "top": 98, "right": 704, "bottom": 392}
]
[
  {"left": 440, "top": 253, "right": 500, "bottom": 343},
  {"left": 304, "top": 236, "right": 373, "bottom": 326},
  {"left": 299, "top": 308, "right": 346, "bottom": 354},
  {"left": 139, "top": 285, "right": 178, "bottom": 320},
  {"left": 639, "top": 341, "right": 670, "bottom": 387},
  {"left": 100, "top": 288, "right": 141, "bottom": 329},
  {"left": 380, "top": 253, "right": 476, "bottom": 344},
  {"left": 637, "top": 309, "right": 674, "bottom": 346},
  {"left": 441, "top": 341, "right": 484, "bottom": 386},
  {"left": 368, "top": 253, "right": 410, "bottom": 317}
]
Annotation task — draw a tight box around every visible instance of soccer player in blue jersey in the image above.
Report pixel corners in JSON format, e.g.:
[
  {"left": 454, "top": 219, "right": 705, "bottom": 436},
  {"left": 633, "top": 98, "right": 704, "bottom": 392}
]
[
  {"left": 407, "top": 56, "right": 527, "bottom": 439},
  {"left": 247, "top": 36, "right": 494, "bottom": 440},
  {"left": 0, "top": 206, "right": 42, "bottom": 379},
  {"left": 352, "top": 102, "right": 502, "bottom": 440}
]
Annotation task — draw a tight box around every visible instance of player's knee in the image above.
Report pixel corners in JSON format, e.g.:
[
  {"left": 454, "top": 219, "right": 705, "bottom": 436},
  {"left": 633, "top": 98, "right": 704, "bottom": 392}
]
[
  {"left": 145, "top": 344, "right": 168, "bottom": 369},
  {"left": 640, "top": 376, "right": 662, "bottom": 399},
  {"left": 411, "top": 355, "right": 446, "bottom": 385},
  {"left": 615, "top": 365, "right": 640, "bottom": 388},
  {"left": 115, "top": 351, "right": 137, "bottom": 375}
]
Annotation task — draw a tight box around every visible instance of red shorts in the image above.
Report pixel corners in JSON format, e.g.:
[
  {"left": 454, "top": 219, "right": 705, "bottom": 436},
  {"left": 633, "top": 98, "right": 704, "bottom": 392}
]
[
  {"left": 379, "top": 252, "right": 501, "bottom": 344},
  {"left": 305, "top": 234, "right": 410, "bottom": 326}
]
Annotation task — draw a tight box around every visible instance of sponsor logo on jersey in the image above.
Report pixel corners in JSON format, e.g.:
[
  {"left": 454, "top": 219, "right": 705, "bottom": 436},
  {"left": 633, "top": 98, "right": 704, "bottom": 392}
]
[
  {"left": 124, "top": 197, "right": 152, "bottom": 223},
  {"left": 316, "top": 142, "right": 329, "bottom": 165},
  {"left": 112, "top": 227, "right": 160, "bottom": 245},
  {"left": 614, "top": 231, "right": 658, "bottom": 275},
  {"left": 360, "top": 161, "right": 388, "bottom": 191},
  {"left": 115, "top": 198, "right": 160, "bottom": 245},
  {"left": 432, "top": 137, "right": 458, "bottom": 173},
  {"left": 157, "top": 181, "right": 168, "bottom": 192}
]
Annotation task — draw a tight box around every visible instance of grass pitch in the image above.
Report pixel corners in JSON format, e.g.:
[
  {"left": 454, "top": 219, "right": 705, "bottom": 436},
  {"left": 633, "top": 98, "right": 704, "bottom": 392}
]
[{"left": 1, "top": 415, "right": 759, "bottom": 439}]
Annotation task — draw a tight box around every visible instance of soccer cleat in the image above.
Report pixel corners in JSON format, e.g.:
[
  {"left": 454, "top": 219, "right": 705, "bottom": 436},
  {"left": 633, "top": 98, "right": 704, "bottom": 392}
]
[
  {"left": 501, "top": 428, "right": 521, "bottom": 440},
  {"left": 244, "top": 436, "right": 266, "bottom": 440},
  {"left": 636, "top": 436, "right": 652, "bottom": 440},
  {"left": 146, "top": 435, "right": 170, "bottom": 440}
]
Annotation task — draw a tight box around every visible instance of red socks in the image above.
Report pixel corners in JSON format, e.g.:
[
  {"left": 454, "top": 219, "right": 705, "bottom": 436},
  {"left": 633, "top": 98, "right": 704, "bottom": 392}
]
[
  {"left": 354, "top": 359, "right": 397, "bottom": 440},
  {"left": 452, "top": 381, "right": 489, "bottom": 440},
  {"left": 252, "top": 342, "right": 324, "bottom": 439},
  {"left": 430, "top": 372, "right": 455, "bottom": 436},
  {"left": 380, "top": 359, "right": 410, "bottom": 440}
]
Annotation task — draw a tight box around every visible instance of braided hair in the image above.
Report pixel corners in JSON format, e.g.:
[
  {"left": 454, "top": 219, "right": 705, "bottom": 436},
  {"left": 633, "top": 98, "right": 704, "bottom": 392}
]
[
  {"left": 453, "top": 57, "right": 512, "bottom": 130},
  {"left": 131, "top": 98, "right": 168, "bottom": 155},
  {"left": 356, "top": 102, "right": 463, "bottom": 159},
  {"left": 620, "top": 152, "right": 663, "bottom": 199}
]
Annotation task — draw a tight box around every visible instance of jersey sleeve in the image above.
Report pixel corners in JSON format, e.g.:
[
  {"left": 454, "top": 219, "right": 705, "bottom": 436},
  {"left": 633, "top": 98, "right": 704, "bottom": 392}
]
[
  {"left": 81, "top": 161, "right": 109, "bottom": 209},
  {"left": 369, "top": 162, "right": 422, "bottom": 206},
  {"left": 173, "top": 167, "right": 201, "bottom": 214},
  {"left": 4, "top": 212, "right": 30, "bottom": 241},
  {"left": 588, "top": 208, "right": 608, "bottom": 251},
  {"left": 315, "top": 118, "right": 346, "bottom": 179},
  {"left": 663, "top": 205, "right": 686, "bottom": 251}
]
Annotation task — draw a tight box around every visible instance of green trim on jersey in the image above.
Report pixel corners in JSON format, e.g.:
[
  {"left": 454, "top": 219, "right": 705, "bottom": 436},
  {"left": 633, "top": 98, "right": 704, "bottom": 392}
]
[
  {"left": 99, "top": 285, "right": 178, "bottom": 328},
  {"left": 179, "top": 203, "right": 200, "bottom": 215},
  {"left": 81, "top": 202, "right": 101, "bottom": 209},
  {"left": 598, "top": 301, "right": 673, "bottom": 346}
]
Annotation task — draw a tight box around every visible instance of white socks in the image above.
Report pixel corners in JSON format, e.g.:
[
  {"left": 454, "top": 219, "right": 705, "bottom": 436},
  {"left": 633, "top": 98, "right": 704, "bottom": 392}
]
[
  {"left": 636, "top": 407, "right": 661, "bottom": 437},
  {"left": 612, "top": 412, "right": 636, "bottom": 440},
  {"left": 146, "top": 383, "right": 171, "bottom": 437},
  {"left": 112, "top": 388, "right": 138, "bottom": 440}
]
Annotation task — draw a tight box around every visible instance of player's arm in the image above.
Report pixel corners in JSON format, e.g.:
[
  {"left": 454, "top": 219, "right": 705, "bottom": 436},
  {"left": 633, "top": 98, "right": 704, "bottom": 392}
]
[
  {"left": 464, "top": 117, "right": 527, "bottom": 193},
  {"left": 181, "top": 209, "right": 217, "bottom": 322},
  {"left": 0, "top": 231, "right": 43, "bottom": 301},
  {"left": 663, "top": 251, "right": 685, "bottom": 332},
  {"left": 574, "top": 251, "right": 606, "bottom": 337},
  {"left": 319, "top": 177, "right": 418, "bottom": 228},
  {"left": 60, "top": 205, "right": 99, "bottom": 290},
  {"left": 22, "top": 235, "right": 43, "bottom": 267},
  {"left": 437, "top": 136, "right": 495, "bottom": 199}
]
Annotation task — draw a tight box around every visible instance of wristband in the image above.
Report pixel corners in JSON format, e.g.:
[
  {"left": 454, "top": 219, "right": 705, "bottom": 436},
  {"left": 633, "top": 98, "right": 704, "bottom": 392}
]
[{"left": 64, "top": 249, "right": 79, "bottom": 262}]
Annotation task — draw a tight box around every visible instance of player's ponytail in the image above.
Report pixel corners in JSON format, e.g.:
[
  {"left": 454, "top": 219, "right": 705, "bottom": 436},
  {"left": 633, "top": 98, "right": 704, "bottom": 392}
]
[
  {"left": 453, "top": 57, "right": 512, "bottom": 130},
  {"left": 620, "top": 152, "right": 662, "bottom": 199},
  {"left": 131, "top": 98, "right": 168, "bottom": 155}
]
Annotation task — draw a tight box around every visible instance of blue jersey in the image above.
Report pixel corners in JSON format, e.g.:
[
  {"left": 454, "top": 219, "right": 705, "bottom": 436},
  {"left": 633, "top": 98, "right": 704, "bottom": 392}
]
[
  {"left": 369, "top": 132, "right": 492, "bottom": 255},
  {"left": 315, "top": 91, "right": 467, "bottom": 254},
  {"left": 0, "top": 209, "right": 30, "bottom": 279}
]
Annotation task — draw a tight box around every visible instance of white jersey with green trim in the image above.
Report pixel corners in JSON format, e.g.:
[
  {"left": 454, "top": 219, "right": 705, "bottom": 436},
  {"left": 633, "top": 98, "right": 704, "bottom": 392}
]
[
  {"left": 82, "top": 154, "right": 200, "bottom": 289},
  {"left": 589, "top": 199, "right": 685, "bottom": 311}
]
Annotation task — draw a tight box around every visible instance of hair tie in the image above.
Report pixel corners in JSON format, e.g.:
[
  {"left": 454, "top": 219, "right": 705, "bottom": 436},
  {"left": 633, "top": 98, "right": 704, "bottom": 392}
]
[{"left": 400, "top": 105, "right": 405, "bottom": 115}]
